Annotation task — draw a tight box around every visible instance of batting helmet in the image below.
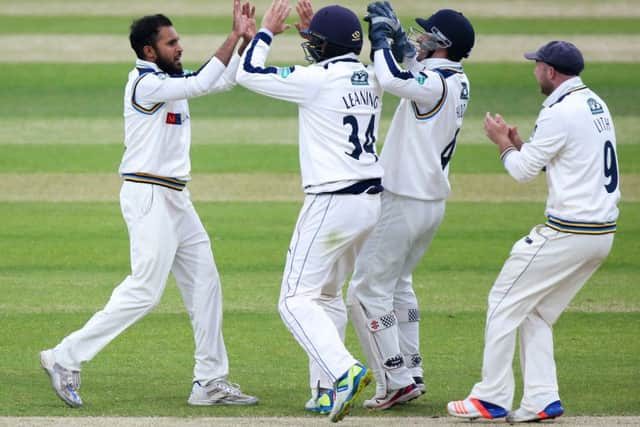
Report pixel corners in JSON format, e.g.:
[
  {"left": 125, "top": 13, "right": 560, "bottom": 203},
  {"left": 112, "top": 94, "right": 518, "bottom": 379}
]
[
  {"left": 415, "top": 9, "right": 475, "bottom": 61},
  {"left": 301, "top": 5, "right": 363, "bottom": 62}
]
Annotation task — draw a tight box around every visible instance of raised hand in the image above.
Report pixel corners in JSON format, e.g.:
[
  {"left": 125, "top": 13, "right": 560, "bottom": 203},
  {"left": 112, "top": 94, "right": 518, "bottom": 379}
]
[
  {"left": 507, "top": 125, "right": 524, "bottom": 149},
  {"left": 365, "top": 1, "right": 400, "bottom": 51},
  {"left": 232, "top": 0, "right": 248, "bottom": 38},
  {"left": 295, "top": 0, "right": 314, "bottom": 34},
  {"left": 484, "top": 112, "right": 511, "bottom": 145},
  {"left": 365, "top": 1, "right": 400, "bottom": 32},
  {"left": 242, "top": 1, "right": 257, "bottom": 42},
  {"left": 494, "top": 113, "right": 522, "bottom": 147},
  {"left": 262, "top": 0, "right": 292, "bottom": 35},
  {"left": 391, "top": 27, "right": 416, "bottom": 62}
]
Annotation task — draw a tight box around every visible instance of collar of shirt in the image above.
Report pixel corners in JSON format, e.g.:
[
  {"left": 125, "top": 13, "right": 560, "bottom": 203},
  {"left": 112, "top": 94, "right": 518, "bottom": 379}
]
[
  {"left": 135, "top": 58, "right": 162, "bottom": 72},
  {"left": 422, "top": 57, "right": 462, "bottom": 71},
  {"left": 542, "top": 76, "right": 584, "bottom": 108},
  {"left": 316, "top": 52, "right": 360, "bottom": 67}
]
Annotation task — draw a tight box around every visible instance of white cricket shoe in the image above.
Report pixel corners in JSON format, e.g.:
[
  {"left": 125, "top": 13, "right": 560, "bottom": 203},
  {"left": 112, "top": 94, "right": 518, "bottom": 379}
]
[
  {"left": 40, "top": 349, "right": 83, "bottom": 408},
  {"left": 363, "top": 383, "right": 422, "bottom": 410},
  {"left": 187, "top": 379, "right": 259, "bottom": 406},
  {"left": 447, "top": 397, "right": 508, "bottom": 419},
  {"left": 507, "top": 400, "right": 564, "bottom": 423}
]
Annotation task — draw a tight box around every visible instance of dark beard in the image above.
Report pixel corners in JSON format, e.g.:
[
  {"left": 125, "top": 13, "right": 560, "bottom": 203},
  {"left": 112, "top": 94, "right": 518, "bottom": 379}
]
[{"left": 156, "top": 55, "right": 183, "bottom": 75}]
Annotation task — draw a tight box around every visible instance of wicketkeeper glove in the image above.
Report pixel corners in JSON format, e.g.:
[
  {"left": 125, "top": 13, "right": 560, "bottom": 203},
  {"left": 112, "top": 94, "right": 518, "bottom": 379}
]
[
  {"left": 364, "top": 1, "right": 401, "bottom": 51},
  {"left": 391, "top": 27, "right": 417, "bottom": 63}
]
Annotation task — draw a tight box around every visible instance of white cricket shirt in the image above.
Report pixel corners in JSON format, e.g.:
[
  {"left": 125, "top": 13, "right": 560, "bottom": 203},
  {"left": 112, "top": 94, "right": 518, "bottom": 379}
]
[
  {"left": 374, "top": 50, "right": 470, "bottom": 201},
  {"left": 503, "top": 77, "right": 620, "bottom": 232},
  {"left": 237, "top": 29, "right": 384, "bottom": 193},
  {"left": 120, "top": 55, "right": 240, "bottom": 185}
]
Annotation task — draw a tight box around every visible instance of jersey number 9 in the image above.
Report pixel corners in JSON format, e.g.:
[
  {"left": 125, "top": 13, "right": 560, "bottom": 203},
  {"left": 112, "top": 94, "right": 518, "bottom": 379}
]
[{"left": 603, "top": 140, "right": 618, "bottom": 193}]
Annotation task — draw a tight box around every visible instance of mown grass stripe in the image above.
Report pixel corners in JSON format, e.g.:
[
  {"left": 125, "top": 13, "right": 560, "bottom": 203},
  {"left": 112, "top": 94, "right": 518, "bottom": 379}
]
[
  {"left": 2, "top": 173, "right": 638, "bottom": 202},
  {"left": 2, "top": 0, "right": 640, "bottom": 17},
  {"left": 3, "top": 143, "right": 639, "bottom": 174},
  {"left": 4, "top": 63, "right": 639, "bottom": 119},
  {"left": 2, "top": 116, "right": 639, "bottom": 146},
  {"left": 3, "top": 34, "right": 640, "bottom": 63},
  {"left": 2, "top": 16, "right": 640, "bottom": 35}
]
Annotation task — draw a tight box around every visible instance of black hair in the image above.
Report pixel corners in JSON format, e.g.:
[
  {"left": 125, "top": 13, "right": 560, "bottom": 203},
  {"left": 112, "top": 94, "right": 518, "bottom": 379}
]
[{"left": 129, "top": 14, "right": 173, "bottom": 60}]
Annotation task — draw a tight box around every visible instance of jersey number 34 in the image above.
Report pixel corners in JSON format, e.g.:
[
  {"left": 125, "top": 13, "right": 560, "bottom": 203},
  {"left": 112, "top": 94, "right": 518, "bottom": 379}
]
[{"left": 343, "top": 114, "right": 378, "bottom": 161}]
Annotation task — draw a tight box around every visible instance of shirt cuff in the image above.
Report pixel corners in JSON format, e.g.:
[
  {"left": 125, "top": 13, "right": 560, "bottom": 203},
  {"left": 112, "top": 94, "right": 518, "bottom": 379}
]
[
  {"left": 500, "top": 146, "right": 517, "bottom": 163},
  {"left": 259, "top": 28, "right": 274, "bottom": 38}
]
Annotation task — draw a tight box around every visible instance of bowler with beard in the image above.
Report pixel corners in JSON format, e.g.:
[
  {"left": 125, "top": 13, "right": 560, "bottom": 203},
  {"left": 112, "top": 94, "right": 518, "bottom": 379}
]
[{"left": 39, "top": 0, "right": 260, "bottom": 408}]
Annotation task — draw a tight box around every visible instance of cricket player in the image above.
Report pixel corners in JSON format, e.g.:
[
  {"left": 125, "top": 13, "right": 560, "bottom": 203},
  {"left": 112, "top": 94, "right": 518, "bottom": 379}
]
[
  {"left": 347, "top": 3, "right": 475, "bottom": 410},
  {"left": 40, "top": 1, "right": 259, "bottom": 407},
  {"left": 236, "top": 0, "right": 383, "bottom": 422},
  {"left": 447, "top": 41, "right": 620, "bottom": 422}
]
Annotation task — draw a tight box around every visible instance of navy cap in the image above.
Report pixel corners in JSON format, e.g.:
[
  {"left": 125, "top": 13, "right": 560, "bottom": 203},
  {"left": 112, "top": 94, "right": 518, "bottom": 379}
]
[
  {"left": 415, "top": 9, "right": 475, "bottom": 61},
  {"left": 307, "top": 5, "right": 362, "bottom": 51},
  {"left": 524, "top": 40, "right": 584, "bottom": 75}
]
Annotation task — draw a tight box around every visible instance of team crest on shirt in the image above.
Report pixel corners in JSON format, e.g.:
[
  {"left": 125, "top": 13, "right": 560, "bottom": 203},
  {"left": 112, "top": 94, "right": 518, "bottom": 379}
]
[
  {"left": 460, "top": 82, "right": 469, "bottom": 100},
  {"left": 351, "top": 70, "right": 369, "bottom": 86},
  {"left": 588, "top": 98, "right": 604, "bottom": 115}
]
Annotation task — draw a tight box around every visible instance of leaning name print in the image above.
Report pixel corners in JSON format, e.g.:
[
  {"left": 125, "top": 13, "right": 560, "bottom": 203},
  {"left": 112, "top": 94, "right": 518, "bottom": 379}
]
[{"left": 338, "top": 70, "right": 381, "bottom": 161}]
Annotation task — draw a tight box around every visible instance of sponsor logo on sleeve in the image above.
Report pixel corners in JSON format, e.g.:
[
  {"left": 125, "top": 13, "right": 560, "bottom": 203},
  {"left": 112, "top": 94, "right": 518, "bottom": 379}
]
[
  {"left": 279, "top": 66, "right": 295, "bottom": 78},
  {"left": 166, "top": 112, "right": 182, "bottom": 125}
]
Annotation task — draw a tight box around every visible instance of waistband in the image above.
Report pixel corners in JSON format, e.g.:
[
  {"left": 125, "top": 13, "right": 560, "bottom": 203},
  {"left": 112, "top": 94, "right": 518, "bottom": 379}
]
[
  {"left": 326, "top": 178, "right": 384, "bottom": 195},
  {"left": 122, "top": 172, "right": 187, "bottom": 191},
  {"left": 545, "top": 215, "right": 616, "bottom": 235}
]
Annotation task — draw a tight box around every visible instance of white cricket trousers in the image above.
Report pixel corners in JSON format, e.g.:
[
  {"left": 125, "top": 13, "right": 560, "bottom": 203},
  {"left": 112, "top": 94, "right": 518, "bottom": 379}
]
[
  {"left": 53, "top": 181, "right": 228, "bottom": 383},
  {"left": 470, "top": 225, "right": 614, "bottom": 412},
  {"left": 279, "top": 192, "right": 381, "bottom": 387},
  {"left": 348, "top": 191, "right": 445, "bottom": 392}
]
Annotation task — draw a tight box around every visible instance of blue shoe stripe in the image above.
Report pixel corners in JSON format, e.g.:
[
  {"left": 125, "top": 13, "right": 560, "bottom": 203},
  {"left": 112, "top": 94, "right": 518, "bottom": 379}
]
[
  {"left": 479, "top": 399, "right": 508, "bottom": 418},
  {"left": 542, "top": 400, "right": 564, "bottom": 418}
]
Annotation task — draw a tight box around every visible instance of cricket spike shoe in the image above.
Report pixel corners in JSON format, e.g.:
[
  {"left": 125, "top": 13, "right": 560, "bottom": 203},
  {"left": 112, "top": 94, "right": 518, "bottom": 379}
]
[
  {"left": 40, "top": 349, "right": 83, "bottom": 408},
  {"left": 413, "top": 376, "right": 427, "bottom": 394},
  {"left": 188, "top": 379, "right": 259, "bottom": 406},
  {"left": 447, "top": 397, "right": 508, "bottom": 420},
  {"left": 363, "top": 383, "right": 422, "bottom": 410},
  {"left": 507, "top": 400, "right": 564, "bottom": 423},
  {"left": 304, "top": 388, "right": 334, "bottom": 414},
  {"left": 329, "top": 362, "right": 372, "bottom": 422}
]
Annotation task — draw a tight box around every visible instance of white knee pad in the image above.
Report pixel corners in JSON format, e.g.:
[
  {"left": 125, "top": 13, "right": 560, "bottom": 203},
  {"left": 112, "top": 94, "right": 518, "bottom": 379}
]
[
  {"left": 396, "top": 306, "right": 422, "bottom": 375},
  {"left": 349, "top": 300, "right": 407, "bottom": 392},
  {"left": 396, "top": 306, "right": 420, "bottom": 323}
]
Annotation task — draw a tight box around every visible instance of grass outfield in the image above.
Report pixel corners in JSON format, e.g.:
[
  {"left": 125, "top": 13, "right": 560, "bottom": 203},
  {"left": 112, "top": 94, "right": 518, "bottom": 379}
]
[
  {"left": 2, "top": 0, "right": 640, "bottom": 17},
  {"left": 2, "top": 4, "right": 639, "bottom": 421},
  {"left": 4, "top": 63, "right": 640, "bottom": 119},
  {"left": 1, "top": 202, "right": 639, "bottom": 417},
  {"left": 3, "top": 144, "right": 640, "bottom": 174},
  {"left": 2, "top": 15, "right": 640, "bottom": 35}
]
